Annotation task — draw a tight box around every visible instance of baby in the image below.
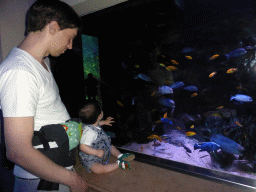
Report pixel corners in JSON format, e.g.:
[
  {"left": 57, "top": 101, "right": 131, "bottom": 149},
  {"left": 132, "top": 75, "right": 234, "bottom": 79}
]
[{"left": 78, "top": 100, "right": 135, "bottom": 174}]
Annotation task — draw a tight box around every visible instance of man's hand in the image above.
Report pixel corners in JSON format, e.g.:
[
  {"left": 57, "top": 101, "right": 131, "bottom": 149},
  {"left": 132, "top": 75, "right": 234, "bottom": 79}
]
[{"left": 68, "top": 171, "right": 88, "bottom": 192}]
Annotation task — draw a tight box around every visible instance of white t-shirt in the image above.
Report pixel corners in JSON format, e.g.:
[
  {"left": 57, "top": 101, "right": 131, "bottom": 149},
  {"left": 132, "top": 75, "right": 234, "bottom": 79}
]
[
  {"left": 0, "top": 47, "right": 70, "bottom": 178},
  {"left": 80, "top": 125, "right": 100, "bottom": 146}
]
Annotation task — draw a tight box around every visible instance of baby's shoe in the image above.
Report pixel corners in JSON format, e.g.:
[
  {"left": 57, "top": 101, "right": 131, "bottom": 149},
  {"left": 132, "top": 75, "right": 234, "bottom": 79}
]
[
  {"left": 117, "top": 159, "right": 131, "bottom": 170},
  {"left": 118, "top": 153, "right": 135, "bottom": 162}
]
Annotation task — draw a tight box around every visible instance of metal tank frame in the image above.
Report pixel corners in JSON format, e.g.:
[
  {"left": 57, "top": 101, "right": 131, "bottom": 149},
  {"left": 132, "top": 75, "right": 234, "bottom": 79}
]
[{"left": 118, "top": 147, "right": 256, "bottom": 190}]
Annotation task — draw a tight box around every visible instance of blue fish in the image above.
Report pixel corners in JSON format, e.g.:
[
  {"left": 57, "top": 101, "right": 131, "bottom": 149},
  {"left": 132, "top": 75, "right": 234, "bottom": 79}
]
[
  {"left": 194, "top": 142, "right": 220, "bottom": 153},
  {"left": 181, "top": 47, "right": 195, "bottom": 53},
  {"left": 134, "top": 74, "right": 151, "bottom": 82},
  {"left": 159, "top": 97, "right": 175, "bottom": 108},
  {"left": 244, "top": 46, "right": 256, "bottom": 50},
  {"left": 210, "top": 134, "right": 244, "bottom": 155},
  {"left": 183, "top": 85, "right": 198, "bottom": 92},
  {"left": 161, "top": 118, "right": 172, "bottom": 125},
  {"left": 157, "top": 86, "right": 173, "bottom": 95},
  {"left": 225, "top": 48, "right": 247, "bottom": 60},
  {"left": 230, "top": 94, "right": 253, "bottom": 102},
  {"left": 121, "top": 61, "right": 128, "bottom": 69},
  {"left": 169, "top": 82, "right": 184, "bottom": 89}
]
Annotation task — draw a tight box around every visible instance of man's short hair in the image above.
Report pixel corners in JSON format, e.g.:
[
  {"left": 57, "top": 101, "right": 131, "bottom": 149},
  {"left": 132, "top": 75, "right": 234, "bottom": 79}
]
[{"left": 26, "top": 0, "right": 81, "bottom": 34}]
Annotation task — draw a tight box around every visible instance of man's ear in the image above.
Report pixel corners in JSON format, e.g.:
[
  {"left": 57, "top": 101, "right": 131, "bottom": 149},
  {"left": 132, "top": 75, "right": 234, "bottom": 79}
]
[{"left": 48, "top": 21, "right": 60, "bottom": 35}]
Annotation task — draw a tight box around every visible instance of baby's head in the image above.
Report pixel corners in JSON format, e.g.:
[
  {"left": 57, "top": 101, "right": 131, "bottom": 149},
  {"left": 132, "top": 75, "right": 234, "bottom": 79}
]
[{"left": 79, "top": 100, "right": 103, "bottom": 125}]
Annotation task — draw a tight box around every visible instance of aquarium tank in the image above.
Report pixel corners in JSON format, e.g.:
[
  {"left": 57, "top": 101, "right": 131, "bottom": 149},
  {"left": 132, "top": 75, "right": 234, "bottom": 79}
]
[
  {"left": 81, "top": 0, "right": 256, "bottom": 188},
  {"left": 81, "top": 34, "right": 101, "bottom": 102}
]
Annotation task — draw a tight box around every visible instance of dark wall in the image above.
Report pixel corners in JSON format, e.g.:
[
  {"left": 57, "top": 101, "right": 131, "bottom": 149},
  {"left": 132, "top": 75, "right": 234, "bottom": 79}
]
[{"left": 51, "top": 35, "right": 86, "bottom": 118}]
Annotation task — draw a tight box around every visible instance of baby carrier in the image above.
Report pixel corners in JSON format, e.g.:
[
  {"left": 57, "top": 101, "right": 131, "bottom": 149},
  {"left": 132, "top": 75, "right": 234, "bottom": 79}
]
[{"left": 32, "top": 118, "right": 82, "bottom": 191}]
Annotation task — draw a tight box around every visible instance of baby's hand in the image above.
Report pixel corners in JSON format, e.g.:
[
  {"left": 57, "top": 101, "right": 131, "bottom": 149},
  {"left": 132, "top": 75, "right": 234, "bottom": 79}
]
[
  {"left": 97, "top": 149, "right": 104, "bottom": 159},
  {"left": 104, "top": 117, "right": 115, "bottom": 126}
]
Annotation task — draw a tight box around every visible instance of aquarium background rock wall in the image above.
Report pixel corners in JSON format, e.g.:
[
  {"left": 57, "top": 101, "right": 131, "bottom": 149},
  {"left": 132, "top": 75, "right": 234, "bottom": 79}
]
[{"left": 81, "top": 0, "right": 256, "bottom": 180}]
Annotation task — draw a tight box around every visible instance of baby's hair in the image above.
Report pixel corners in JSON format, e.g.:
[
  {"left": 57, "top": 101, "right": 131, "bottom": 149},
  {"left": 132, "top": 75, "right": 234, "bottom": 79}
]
[{"left": 79, "top": 100, "right": 102, "bottom": 124}]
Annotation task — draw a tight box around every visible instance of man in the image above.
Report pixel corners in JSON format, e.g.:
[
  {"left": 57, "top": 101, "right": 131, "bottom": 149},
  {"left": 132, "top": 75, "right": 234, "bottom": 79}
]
[{"left": 0, "top": 0, "right": 88, "bottom": 191}]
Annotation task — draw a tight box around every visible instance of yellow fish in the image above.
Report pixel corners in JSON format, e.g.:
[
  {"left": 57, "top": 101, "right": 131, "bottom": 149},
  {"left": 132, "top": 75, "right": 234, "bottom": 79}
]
[
  {"left": 227, "top": 68, "right": 237, "bottom": 74},
  {"left": 166, "top": 66, "right": 178, "bottom": 71},
  {"left": 185, "top": 131, "right": 196, "bottom": 136},
  {"left": 191, "top": 93, "right": 197, "bottom": 97},
  {"left": 216, "top": 106, "right": 223, "bottom": 109},
  {"left": 185, "top": 56, "right": 192, "bottom": 59},
  {"left": 209, "top": 72, "right": 217, "bottom": 78},
  {"left": 171, "top": 60, "right": 179, "bottom": 65},
  {"left": 209, "top": 54, "right": 219, "bottom": 60},
  {"left": 117, "top": 101, "right": 124, "bottom": 107},
  {"left": 190, "top": 125, "right": 194, "bottom": 129},
  {"left": 134, "top": 65, "right": 140, "bottom": 68},
  {"left": 177, "top": 127, "right": 182, "bottom": 130},
  {"left": 147, "top": 134, "right": 162, "bottom": 142},
  {"left": 160, "top": 63, "right": 166, "bottom": 67}
]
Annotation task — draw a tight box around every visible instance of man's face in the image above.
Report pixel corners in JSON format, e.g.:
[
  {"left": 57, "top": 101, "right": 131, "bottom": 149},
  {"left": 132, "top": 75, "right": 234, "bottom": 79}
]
[{"left": 49, "top": 28, "right": 78, "bottom": 57}]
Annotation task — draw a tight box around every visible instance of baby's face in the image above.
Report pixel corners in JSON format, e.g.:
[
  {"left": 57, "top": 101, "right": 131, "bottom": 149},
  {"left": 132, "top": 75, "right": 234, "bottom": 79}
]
[{"left": 99, "top": 111, "right": 104, "bottom": 121}]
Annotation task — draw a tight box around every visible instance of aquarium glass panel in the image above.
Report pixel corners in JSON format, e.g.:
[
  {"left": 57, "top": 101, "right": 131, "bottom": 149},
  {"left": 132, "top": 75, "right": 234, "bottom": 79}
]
[
  {"left": 81, "top": 0, "right": 256, "bottom": 185},
  {"left": 118, "top": 16, "right": 256, "bottom": 182},
  {"left": 82, "top": 34, "right": 101, "bottom": 101}
]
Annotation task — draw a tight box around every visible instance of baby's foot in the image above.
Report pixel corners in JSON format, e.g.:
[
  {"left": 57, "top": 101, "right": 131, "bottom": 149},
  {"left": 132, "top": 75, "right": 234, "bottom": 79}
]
[
  {"left": 118, "top": 153, "right": 135, "bottom": 161},
  {"left": 117, "top": 159, "right": 131, "bottom": 170}
]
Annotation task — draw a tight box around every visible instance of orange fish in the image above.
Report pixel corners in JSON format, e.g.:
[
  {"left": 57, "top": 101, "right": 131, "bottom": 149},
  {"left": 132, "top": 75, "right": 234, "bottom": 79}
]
[
  {"left": 209, "top": 54, "right": 219, "bottom": 60},
  {"left": 171, "top": 60, "right": 179, "bottom": 65},
  {"left": 117, "top": 101, "right": 124, "bottom": 107},
  {"left": 141, "top": 146, "right": 144, "bottom": 152},
  {"left": 235, "top": 121, "right": 243, "bottom": 127},
  {"left": 185, "top": 131, "right": 196, "bottom": 136},
  {"left": 177, "top": 127, "right": 182, "bottom": 130},
  {"left": 147, "top": 134, "right": 162, "bottom": 142},
  {"left": 191, "top": 93, "right": 197, "bottom": 97},
  {"left": 134, "top": 65, "right": 140, "bottom": 68},
  {"left": 190, "top": 125, "right": 194, "bottom": 129},
  {"left": 216, "top": 106, "right": 224, "bottom": 109},
  {"left": 212, "top": 112, "right": 221, "bottom": 117},
  {"left": 185, "top": 56, "right": 192, "bottom": 59},
  {"left": 166, "top": 66, "right": 178, "bottom": 71},
  {"left": 209, "top": 72, "right": 217, "bottom": 78},
  {"left": 227, "top": 68, "right": 238, "bottom": 74},
  {"left": 163, "top": 112, "right": 168, "bottom": 118},
  {"left": 151, "top": 92, "right": 156, "bottom": 96}
]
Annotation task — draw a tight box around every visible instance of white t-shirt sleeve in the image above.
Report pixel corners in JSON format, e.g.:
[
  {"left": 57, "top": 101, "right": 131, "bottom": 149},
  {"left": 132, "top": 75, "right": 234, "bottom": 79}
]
[
  {"left": 80, "top": 128, "right": 97, "bottom": 146},
  {"left": 0, "top": 70, "right": 39, "bottom": 117}
]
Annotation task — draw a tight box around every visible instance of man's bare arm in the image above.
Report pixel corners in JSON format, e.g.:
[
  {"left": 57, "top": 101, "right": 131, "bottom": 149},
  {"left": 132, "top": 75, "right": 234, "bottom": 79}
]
[{"left": 4, "top": 117, "right": 87, "bottom": 191}]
